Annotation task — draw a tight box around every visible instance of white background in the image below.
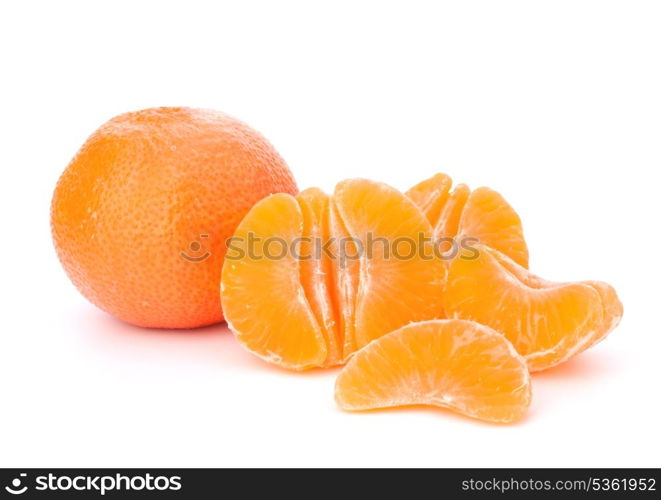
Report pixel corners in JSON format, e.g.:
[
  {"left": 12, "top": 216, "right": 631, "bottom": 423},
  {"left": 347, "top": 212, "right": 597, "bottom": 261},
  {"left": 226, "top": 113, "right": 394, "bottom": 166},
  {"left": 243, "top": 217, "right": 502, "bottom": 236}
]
[{"left": 1, "top": 1, "right": 659, "bottom": 467}]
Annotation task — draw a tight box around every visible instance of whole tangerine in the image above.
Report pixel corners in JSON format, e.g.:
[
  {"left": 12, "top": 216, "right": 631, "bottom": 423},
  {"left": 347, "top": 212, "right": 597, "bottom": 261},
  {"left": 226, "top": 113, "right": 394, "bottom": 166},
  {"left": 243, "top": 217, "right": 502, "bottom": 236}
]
[{"left": 51, "top": 107, "right": 298, "bottom": 328}]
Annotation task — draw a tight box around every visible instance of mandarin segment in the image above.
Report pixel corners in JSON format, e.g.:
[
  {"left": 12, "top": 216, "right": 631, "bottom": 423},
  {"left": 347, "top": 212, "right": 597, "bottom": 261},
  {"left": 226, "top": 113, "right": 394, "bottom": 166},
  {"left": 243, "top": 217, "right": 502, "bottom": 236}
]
[
  {"left": 221, "top": 179, "right": 446, "bottom": 370},
  {"left": 459, "top": 187, "right": 529, "bottom": 268},
  {"left": 404, "top": 172, "right": 452, "bottom": 224},
  {"left": 221, "top": 194, "right": 327, "bottom": 369},
  {"left": 335, "top": 319, "right": 532, "bottom": 423},
  {"left": 333, "top": 180, "right": 446, "bottom": 349},
  {"left": 444, "top": 245, "right": 623, "bottom": 372},
  {"left": 436, "top": 183, "right": 470, "bottom": 242},
  {"left": 584, "top": 280, "right": 624, "bottom": 348},
  {"left": 297, "top": 188, "right": 343, "bottom": 366},
  {"left": 406, "top": 173, "right": 528, "bottom": 268},
  {"left": 328, "top": 201, "right": 360, "bottom": 360}
]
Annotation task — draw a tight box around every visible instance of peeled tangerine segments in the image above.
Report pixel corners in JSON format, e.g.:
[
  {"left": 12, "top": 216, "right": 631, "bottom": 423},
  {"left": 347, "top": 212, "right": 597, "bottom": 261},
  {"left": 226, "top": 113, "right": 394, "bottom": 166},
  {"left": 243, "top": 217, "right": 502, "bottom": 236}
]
[
  {"left": 443, "top": 245, "right": 623, "bottom": 372},
  {"left": 406, "top": 173, "right": 529, "bottom": 268},
  {"left": 220, "top": 179, "right": 446, "bottom": 370},
  {"left": 333, "top": 179, "right": 446, "bottom": 350},
  {"left": 297, "top": 188, "right": 343, "bottom": 366},
  {"left": 220, "top": 194, "right": 327, "bottom": 369},
  {"left": 335, "top": 319, "right": 532, "bottom": 424}
]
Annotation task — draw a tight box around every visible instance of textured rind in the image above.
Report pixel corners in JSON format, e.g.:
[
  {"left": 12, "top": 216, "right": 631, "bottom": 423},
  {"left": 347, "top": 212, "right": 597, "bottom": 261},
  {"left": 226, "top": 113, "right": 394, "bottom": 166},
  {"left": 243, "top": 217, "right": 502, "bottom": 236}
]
[
  {"left": 335, "top": 319, "right": 532, "bottom": 424},
  {"left": 51, "top": 107, "right": 297, "bottom": 328}
]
